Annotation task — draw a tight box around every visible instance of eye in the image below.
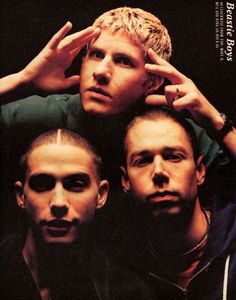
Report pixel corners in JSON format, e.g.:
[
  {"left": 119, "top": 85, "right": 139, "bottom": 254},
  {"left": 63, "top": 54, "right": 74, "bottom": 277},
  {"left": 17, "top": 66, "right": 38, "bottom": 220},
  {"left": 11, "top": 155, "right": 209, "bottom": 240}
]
[
  {"left": 89, "top": 49, "right": 104, "bottom": 60},
  {"left": 29, "top": 175, "right": 55, "bottom": 192},
  {"left": 133, "top": 156, "right": 153, "bottom": 167},
  {"left": 63, "top": 175, "right": 90, "bottom": 192},
  {"left": 114, "top": 56, "right": 134, "bottom": 67},
  {"left": 164, "top": 152, "right": 184, "bottom": 162}
]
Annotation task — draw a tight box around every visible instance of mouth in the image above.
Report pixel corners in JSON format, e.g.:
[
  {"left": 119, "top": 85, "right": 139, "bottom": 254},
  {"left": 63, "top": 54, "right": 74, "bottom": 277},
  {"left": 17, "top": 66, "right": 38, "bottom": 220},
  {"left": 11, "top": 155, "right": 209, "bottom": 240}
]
[
  {"left": 87, "top": 86, "right": 111, "bottom": 99},
  {"left": 40, "top": 219, "right": 77, "bottom": 237},
  {"left": 147, "top": 191, "right": 179, "bottom": 203}
]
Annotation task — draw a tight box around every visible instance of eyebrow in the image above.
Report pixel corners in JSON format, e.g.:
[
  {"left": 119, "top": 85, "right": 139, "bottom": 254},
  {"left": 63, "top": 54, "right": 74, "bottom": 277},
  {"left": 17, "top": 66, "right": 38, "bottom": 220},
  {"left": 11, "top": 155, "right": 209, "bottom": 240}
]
[
  {"left": 129, "top": 150, "right": 151, "bottom": 163},
  {"left": 88, "top": 45, "right": 140, "bottom": 64},
  {"left": 29, "top": 172, "right": 91, "bottom": 181},
  {"left": 129, "top": 147, "right": 189, "bottom": 161},
  {"left": 63, "top": 173, "right": 91, "bottom": 183}
]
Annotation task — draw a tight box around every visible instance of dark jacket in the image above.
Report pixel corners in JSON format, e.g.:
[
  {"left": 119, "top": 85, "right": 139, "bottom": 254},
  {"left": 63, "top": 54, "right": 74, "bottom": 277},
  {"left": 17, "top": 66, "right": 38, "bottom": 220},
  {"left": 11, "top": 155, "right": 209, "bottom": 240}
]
[
  {"left": 0, "top": 235, "right": 154, "bottom": 300},
  {"left": 119, "top": 191, "right": 236, "bottom": 300}
]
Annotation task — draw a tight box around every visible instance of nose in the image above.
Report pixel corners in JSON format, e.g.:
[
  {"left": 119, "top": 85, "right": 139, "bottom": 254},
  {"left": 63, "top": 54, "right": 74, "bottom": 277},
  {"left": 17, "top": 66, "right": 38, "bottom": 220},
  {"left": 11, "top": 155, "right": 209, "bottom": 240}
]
[
  {"left": 93, "top": 58, "right": 112, "bottom": 85},
  {"left": 152, "top": 157, "right": 169, "bottom": 187},
  {"left": 50, "top": 184, "right": 69, "bottom": 218}
]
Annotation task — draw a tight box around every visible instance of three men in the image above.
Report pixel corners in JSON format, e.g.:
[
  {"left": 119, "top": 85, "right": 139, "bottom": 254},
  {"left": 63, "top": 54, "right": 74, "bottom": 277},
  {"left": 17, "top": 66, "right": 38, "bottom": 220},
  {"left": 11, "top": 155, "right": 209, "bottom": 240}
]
[
  {"left": 1, "top": 7, "right": 234, "bottom": 236},
  {"left": 120, "top": 108, "right": 236, "bottom": 299}
]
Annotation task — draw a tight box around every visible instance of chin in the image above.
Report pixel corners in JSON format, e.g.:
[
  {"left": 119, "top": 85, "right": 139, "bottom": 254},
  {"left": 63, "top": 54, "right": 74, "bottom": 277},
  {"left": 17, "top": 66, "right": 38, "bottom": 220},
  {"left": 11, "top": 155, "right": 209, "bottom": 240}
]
[
  {"left": 151, "top": 206, "right": 181, "bottom": 219},
  {"left": 43, "top": 235, "right": 77, "bottom": 244},
  {"left": 82, "top": 100, "right": 117, "bottom": 116}
]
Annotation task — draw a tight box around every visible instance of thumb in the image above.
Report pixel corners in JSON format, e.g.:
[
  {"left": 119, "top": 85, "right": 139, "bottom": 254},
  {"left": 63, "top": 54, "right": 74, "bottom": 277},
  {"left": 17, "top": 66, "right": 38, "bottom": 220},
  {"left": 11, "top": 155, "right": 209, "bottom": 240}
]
[
  {"left": 63, "top": 75, "right": 80, "bottom": 88},
  {"left": 145, "top": 94, "right": 168, "bottom": 106}
]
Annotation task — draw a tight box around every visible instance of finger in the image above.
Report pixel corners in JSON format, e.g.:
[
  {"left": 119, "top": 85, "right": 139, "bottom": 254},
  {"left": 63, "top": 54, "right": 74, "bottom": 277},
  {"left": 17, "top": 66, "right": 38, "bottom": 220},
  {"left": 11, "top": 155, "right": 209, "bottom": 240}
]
[
  {"left": 147, "top": 48, "right": 171, "bottom": 67},
  {"left": 145, "top": 63, "right": 187, "bottom": 84},
  {"left": 145, "top": 94, "right": 168, "bottom": 106},
  {"left": 146, "top": 48, "right": 188, "bottom": 84},
  {"left": 47, "top": 22, "right": 73, "bottom": 49},
  {"left": 59, "top": 27, "right": 100, "bottom": 52},
  {"left": 165, "top": 84, "right": 184, "bottom": 97},
  {"left": 63, "top": 75, "right": 80, "bottom": 88},
  {"left": 164, "top": 84, "right": 183, "bottom": 107},
  {"left": 171, "top": 94, "right": 199, "bottom": 112}
]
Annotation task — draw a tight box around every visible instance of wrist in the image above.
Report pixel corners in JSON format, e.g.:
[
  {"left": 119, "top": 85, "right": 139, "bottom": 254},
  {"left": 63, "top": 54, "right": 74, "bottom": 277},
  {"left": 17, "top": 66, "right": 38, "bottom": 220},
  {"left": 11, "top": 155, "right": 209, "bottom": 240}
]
[
  {"left": 19, "top": 67, "right": 37, "bottom": 86},
  {"left": 211, "top": 111, "right": 225, "bottom": 131},
  {"left": 16, "top": 70, "right": 30, "bottom": 86},
  {"left": 213, "top": 113, "right": 234, "bottom": 141}
]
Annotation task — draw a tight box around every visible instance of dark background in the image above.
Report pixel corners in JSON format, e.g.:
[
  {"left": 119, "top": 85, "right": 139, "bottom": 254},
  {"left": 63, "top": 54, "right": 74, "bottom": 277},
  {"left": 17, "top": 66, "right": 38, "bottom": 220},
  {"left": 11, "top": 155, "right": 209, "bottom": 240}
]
[{"left": 0, "top": 0, "right": 235, "bottom": 121}]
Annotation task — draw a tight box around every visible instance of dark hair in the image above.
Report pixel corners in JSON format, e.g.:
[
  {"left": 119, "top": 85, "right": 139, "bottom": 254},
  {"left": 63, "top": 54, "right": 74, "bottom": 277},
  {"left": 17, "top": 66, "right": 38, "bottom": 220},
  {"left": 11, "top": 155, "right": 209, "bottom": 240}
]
[
  {"left": 123, "top": 107, "right": 201, "bottom": 163},
  {"left": 19, "top": 129, "right": 103, "bottom": 182}
]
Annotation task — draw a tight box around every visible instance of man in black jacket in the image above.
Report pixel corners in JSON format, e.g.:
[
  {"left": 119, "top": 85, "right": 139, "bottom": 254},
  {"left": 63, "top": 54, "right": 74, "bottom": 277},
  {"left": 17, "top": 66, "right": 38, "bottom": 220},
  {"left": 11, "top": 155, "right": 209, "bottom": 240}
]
[{"left": 120, "top": 108, "right": 236, "bottom": 300}]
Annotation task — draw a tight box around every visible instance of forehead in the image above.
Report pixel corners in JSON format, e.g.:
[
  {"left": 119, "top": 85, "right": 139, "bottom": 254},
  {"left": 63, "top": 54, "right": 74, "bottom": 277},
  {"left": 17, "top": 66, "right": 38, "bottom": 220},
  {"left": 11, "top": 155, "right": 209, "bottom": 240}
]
[
  {"left": 26, "top": 144, "right": 96, "bottom": 177},
  {"left": 90, "top": 29, "right": 145, "bottom": 59},
  {"left": 126, "top": 118, "right": 193, "bottom": 155}
]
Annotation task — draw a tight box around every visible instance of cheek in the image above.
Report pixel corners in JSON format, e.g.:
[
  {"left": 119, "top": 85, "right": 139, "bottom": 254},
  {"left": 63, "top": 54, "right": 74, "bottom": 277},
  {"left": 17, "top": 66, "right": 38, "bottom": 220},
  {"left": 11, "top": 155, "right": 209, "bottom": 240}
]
[
  {"left": 73, "top": 193, "right": 98, "bottom": 223},
  {"left": 129, "top": 173, "right": 149, "bottom": 197},
  {"left": 178, "top": 170, "right": 198, "bottom": 194},
  {"left": 119, "top": 73, "right": 145, "bottom": 93},
  {"left": 80, "top": 61, "right": 92, "bottom": 80},
  {"left": 25, "top": 199, "right": 46, "bottom": 220}
]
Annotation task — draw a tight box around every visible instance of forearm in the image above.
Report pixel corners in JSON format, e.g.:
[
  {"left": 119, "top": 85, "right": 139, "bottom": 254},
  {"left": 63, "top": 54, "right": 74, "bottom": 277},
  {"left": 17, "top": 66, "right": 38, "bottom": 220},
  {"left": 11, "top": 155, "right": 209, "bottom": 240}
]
[{"left": 0, "top": 71, "right": 30, "bottom": 96}]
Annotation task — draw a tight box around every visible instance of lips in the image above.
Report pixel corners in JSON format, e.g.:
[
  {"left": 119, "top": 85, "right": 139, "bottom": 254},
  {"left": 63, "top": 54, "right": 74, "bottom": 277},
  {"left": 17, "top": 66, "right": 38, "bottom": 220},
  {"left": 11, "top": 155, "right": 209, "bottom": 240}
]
[
  {"left": 40, "top": 219, "right": 78, "bottom": 238},
  {"left": 46, "top": 219, "right": 73, "bottom": 228},
  {"left": 147, "top": 191, "right": 179, "bottom": 202},
  {"left": 87, "top": 86, "right": 111, "bottom": 98}
]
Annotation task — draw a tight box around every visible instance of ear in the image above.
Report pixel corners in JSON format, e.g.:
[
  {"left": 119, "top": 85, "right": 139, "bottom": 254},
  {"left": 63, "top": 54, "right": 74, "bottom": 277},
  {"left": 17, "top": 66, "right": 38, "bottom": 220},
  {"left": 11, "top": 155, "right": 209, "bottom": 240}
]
[
  {"left": 15, "top": 181, "right": 25, "bottom": 209},
  {"left": 96, "top": 180, "right": 109, "bottom": 209},
  {"left": 144, "top": 75, "right": 164, "bottom": 96},
  {"left": 120, "top": 166, "right": 131, "bottom": 193},
  {"left": 195, "top": 156, "right": 206, "bottom": 186}
]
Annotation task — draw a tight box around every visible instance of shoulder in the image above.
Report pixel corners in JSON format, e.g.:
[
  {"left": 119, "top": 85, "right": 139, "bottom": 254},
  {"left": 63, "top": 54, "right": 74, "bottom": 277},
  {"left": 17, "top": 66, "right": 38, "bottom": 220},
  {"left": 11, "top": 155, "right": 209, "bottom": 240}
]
[
  {"left": 0, "top": 235, "right": 40, "bottom": 299},
  {"left": 0, "top": 235, "right": 24, "bottom": 282},
  {"left": 0, "top": 93, "right": 81, "bottom": 128},
  {"left": 186, "top": 118, "right": 229, "bottom": 168}
]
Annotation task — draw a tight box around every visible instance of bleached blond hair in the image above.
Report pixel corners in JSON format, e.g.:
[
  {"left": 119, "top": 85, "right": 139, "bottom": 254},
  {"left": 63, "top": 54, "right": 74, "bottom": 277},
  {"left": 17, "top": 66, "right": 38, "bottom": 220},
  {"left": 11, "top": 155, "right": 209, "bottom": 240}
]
[{"left": 93, "top": 6, "right": 172, "bottom": 61}]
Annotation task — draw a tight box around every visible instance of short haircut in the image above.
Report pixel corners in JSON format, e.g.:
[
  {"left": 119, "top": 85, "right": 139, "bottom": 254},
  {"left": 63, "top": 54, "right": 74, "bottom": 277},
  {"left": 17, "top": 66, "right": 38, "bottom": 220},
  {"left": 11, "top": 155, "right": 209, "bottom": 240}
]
[
  {"left": 19, "top": 129, "right": 102, "bottom": 182},
  {"left": 123, "top": 107, "right": 201, "bottom": 164},
  {"left": 92, "top": 7, "right": 172, "bottom": 61}
]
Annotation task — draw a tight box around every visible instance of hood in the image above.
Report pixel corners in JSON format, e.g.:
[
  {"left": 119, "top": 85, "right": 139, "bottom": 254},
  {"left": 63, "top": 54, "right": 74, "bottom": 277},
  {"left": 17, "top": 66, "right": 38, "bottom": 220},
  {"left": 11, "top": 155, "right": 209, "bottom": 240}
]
[{"left": 205, "top": 188, "right": 236, "bottom": 258}]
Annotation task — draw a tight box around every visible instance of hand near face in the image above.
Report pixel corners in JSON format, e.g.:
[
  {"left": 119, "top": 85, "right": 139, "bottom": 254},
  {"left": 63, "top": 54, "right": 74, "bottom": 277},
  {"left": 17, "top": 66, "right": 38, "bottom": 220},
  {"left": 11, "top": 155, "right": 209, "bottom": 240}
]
[
  {"left": 20, "top": 22, "right": 101, "bottom": 91},
  {"left": 145, "top": 49, "right": 224, "bottom": 130}
]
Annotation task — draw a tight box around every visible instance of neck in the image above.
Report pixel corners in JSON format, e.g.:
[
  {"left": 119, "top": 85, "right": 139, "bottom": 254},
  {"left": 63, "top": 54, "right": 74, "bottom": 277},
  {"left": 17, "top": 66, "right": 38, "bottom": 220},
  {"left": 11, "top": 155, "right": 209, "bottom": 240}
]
[{"left": 145, "top": 199, "right": 209, "bottom": 256}]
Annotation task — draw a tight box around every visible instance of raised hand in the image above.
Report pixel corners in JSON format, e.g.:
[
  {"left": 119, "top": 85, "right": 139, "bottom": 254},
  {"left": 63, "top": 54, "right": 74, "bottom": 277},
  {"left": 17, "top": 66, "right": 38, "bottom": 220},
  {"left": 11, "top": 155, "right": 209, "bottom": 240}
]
[
  {"left": 145, "top": 48, "right": 224, "bottom": 130},
  {"left": 20, "top": 22, "right": 100, "bottom": 91}
]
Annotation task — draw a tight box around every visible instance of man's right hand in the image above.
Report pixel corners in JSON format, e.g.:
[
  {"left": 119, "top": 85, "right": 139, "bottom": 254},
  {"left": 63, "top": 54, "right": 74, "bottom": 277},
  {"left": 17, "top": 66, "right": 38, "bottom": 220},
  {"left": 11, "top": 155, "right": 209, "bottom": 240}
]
[
  {"left": 0, "top": 22, "right": 100, "bottom": 95},
  {"left": 21, "top": 22, "right": 100, "bottom": 91}
]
